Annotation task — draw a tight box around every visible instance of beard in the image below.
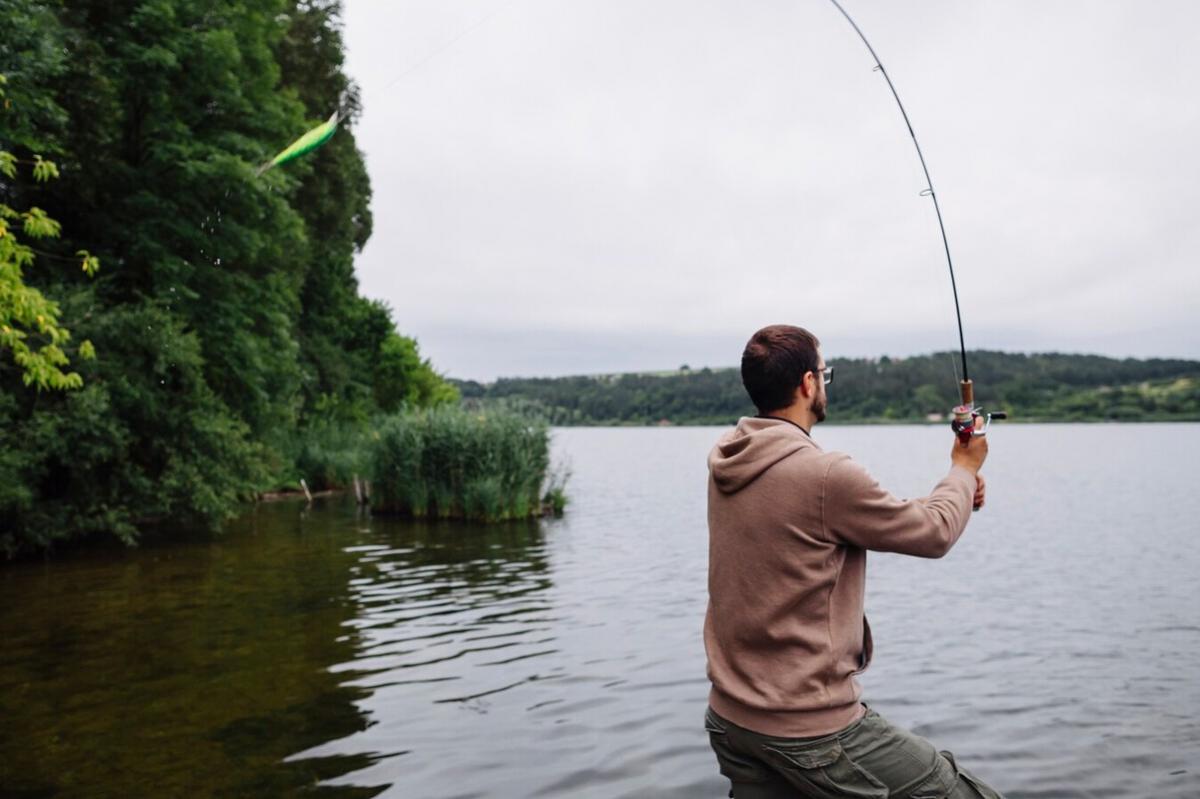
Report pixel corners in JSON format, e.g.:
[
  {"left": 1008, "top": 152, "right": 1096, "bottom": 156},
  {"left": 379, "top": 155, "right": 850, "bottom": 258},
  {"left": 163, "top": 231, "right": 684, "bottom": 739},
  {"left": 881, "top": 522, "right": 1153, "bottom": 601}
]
[{"left": 812, "top": 389, "right": 827, "bottom": 423}]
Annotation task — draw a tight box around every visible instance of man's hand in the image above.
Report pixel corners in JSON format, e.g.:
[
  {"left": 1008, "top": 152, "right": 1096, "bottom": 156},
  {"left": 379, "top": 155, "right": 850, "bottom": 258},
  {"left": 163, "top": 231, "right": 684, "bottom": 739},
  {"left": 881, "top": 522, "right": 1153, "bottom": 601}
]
[
  {"left": 973, "top": 474, "right": 986, "bottom": 509},
  {"left": 950, "top": 416, "right": 989, "bottom": 474}
]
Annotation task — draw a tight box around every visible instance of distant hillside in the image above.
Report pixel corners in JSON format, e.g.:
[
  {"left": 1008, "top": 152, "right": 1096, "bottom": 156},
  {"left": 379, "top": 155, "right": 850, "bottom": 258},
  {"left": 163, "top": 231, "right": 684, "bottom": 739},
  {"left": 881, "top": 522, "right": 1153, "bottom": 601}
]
[{"left": 454, "top": 352, "right": 1200, "bottom": 425}]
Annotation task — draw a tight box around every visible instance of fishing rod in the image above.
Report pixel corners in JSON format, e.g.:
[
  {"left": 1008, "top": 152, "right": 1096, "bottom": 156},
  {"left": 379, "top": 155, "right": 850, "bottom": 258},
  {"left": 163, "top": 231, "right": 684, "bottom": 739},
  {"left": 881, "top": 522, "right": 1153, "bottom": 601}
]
[{"left": 826, "top": 0, "right": 1005, "bottom": 456}]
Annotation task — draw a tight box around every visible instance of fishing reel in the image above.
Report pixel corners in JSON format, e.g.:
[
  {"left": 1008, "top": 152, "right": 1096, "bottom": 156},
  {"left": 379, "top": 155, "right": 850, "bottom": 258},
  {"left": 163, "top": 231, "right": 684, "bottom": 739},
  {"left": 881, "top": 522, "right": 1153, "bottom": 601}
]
[{"left": 949, "top": 379, "right": 1006, "bottom": 447}]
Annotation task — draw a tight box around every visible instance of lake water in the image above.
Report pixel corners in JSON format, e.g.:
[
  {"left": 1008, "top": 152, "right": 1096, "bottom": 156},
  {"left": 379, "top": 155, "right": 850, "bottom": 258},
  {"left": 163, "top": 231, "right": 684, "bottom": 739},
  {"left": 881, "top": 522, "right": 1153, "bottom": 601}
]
[{"left": 2, "top": 424, "right": 1199, "bottom": 798}]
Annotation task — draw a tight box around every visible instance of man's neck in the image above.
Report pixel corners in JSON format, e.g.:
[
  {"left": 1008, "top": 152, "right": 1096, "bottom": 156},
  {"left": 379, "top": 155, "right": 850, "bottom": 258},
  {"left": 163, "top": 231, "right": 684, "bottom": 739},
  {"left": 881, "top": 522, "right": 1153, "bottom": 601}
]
[{"left": 762, "top": 405, "right": 816, "bottom": 435}]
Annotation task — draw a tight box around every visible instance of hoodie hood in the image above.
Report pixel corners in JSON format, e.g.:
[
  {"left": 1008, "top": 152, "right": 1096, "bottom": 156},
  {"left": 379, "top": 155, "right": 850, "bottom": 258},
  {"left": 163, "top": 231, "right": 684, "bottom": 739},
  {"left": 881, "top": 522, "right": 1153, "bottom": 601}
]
[{"left": 708, "top": 417, "right": 819, "bottom": 493}]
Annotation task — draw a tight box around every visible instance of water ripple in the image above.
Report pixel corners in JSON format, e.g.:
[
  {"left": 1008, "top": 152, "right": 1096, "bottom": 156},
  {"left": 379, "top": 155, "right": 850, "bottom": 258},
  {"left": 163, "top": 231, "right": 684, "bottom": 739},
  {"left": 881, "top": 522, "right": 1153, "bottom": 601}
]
[{"left": 5, "top": 426, "right": 1198, "bottom": 797}]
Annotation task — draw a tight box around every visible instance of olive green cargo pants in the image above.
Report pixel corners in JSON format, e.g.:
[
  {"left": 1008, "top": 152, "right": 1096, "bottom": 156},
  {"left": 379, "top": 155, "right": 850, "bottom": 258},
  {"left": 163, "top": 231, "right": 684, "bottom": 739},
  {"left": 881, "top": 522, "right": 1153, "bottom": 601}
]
[{"left": 705, "top": 705, "right": 1005, "bottom": 798}]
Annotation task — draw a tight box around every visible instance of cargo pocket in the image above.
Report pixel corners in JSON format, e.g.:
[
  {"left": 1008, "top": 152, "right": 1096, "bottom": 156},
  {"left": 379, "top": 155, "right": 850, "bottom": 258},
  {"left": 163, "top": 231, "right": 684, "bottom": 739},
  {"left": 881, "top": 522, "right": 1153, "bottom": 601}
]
[
  {"left": 907, "top": 753, "right": 957, "bottom": 798},
  {"left": 938, "top": 751, "right": 1006, "bottom": 799},
  {"left": 705, "top": 711, "right": 776, "bottom": 785},
  {"left": 762, "top": 738, "right": 888, "bottom": 799}
]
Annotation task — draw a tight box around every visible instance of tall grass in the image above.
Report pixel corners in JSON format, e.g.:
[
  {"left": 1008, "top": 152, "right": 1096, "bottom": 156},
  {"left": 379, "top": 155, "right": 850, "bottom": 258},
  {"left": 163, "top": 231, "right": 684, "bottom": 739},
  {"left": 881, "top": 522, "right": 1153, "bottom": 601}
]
[
  {"left": 370, "top": 406, "right": 562, "bottom": 521},
  {"left": 292, "top": 422, "right": 368, "bottom": 492}
]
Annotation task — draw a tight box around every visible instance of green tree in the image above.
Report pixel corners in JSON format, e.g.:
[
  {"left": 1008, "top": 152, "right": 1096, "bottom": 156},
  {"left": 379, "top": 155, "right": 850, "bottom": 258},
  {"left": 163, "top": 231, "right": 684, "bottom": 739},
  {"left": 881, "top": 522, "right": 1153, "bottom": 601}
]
[
  {"left": 1, "top": 0, "right": 458, "bottom": 556},
  {"left": 0, "top": 23, "right": 98, "bottom": 391},
  {"left": 276, "top": 0, "right": 379, "bottom": 422},
  {"left": 373, "top": 331, "right": 459, "bottom": 412}
]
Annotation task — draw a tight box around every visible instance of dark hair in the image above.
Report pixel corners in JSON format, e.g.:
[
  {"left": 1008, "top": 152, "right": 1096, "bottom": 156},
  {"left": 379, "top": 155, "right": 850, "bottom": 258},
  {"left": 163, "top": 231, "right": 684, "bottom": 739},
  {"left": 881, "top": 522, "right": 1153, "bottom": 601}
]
[{"left": 740, "top": 324, "right": 821, "bottom": 414}]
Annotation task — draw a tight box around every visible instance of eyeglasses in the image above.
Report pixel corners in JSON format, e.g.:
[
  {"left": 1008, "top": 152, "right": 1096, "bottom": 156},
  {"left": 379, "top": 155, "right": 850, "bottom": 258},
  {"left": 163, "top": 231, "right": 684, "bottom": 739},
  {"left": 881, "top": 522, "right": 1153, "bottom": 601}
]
[{"left": 814, "top": 366, "right": 834, "bottom": 385}]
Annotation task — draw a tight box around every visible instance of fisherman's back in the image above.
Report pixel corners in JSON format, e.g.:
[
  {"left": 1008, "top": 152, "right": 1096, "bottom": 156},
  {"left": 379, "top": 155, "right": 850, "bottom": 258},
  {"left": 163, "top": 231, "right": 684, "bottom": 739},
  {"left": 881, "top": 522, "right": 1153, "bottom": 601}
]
[{"left": 704, "top": 416, "right": 872, "bottom": 739}]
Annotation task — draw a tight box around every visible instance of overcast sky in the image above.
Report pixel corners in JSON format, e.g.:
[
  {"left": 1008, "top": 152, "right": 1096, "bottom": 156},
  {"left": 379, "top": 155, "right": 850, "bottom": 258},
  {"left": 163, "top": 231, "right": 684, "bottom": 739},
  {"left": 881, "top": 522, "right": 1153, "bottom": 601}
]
[{"left": 342, "top": 1, "right": 1199, "bottom": 381}]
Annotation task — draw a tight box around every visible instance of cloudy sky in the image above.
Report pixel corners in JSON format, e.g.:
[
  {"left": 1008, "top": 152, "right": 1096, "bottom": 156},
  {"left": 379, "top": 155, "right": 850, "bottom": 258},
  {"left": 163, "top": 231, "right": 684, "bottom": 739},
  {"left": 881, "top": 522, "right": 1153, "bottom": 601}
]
[{"left": 342, "top": 1, "right": 1199, "bottom": 381}]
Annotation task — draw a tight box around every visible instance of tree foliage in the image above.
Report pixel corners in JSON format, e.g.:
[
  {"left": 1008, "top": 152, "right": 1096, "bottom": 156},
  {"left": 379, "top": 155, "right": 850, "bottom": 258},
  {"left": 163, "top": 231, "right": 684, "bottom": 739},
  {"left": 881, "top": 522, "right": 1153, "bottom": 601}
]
[
  {"left": 0, "top": 25, "right": 98, "bottom": 391},
  {"left": 1, "top": 0, "right": 455, "bottom": 556},
  {"left": 458, "top": 352, "right": 1200, "bottom": 426},
  {"left": 0, "top": 158, "right": 97, "bottom": 390}
]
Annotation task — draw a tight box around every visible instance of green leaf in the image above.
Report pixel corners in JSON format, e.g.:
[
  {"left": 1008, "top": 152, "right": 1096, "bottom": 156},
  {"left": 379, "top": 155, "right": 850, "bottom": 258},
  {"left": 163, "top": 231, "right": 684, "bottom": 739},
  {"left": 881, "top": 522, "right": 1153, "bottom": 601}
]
[
  {"left": 76, "top": 249, "right": 100, "bottom": 277},
  {"left": 21, "top": 207, "right": 61, "bottom": 239},
  {"left": 31, "top": 154, "right": 60, "bottom": 182}
]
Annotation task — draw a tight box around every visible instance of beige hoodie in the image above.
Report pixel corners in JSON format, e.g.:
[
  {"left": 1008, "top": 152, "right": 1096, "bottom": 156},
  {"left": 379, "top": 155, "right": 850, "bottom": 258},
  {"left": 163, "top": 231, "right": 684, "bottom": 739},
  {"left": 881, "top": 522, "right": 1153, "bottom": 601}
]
[{"left": 704, "top": 416, "right": 976, "bottom": 737}]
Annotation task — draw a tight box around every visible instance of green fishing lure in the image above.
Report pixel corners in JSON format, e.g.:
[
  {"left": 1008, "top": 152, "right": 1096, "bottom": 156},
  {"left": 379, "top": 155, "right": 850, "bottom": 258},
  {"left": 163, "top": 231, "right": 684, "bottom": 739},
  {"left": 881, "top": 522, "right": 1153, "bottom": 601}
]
[{"left": 257, "top": 111, "right": 340, "bottom": 175}]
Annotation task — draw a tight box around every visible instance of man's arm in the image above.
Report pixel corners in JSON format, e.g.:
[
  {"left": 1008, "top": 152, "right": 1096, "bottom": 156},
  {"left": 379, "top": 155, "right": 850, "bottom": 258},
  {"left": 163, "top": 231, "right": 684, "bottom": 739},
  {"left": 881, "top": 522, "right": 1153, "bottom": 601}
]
[{"left": 820, "top": 455, "right": 976, "bottom": 558}]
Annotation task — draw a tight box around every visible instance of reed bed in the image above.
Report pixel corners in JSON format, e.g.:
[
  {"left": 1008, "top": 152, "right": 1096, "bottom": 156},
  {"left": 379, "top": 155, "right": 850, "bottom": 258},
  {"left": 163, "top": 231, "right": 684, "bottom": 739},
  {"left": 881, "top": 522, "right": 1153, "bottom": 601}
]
[
  {"left": 370, "top": 406, "right": 564, "bottom": 521},
  {"left": 292, "top": 423, "right": 368, "bottom": 492}
]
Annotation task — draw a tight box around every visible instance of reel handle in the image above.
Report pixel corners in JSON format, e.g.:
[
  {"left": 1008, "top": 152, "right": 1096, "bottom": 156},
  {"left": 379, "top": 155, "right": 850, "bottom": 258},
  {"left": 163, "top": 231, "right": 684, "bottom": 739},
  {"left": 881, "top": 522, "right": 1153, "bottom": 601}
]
[
  {"left": 950, "top": 379, "right": 1006, "bottom": 443},
  {"left": 950, "top": 407, "right": 1001, "bottom": 444}
]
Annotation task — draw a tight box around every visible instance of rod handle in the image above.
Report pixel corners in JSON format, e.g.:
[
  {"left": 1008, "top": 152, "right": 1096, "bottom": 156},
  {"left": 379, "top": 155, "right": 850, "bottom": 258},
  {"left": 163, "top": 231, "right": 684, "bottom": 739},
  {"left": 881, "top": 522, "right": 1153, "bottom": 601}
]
[{"left": 959, "top": 379, "right": 974, "bottom": 407}]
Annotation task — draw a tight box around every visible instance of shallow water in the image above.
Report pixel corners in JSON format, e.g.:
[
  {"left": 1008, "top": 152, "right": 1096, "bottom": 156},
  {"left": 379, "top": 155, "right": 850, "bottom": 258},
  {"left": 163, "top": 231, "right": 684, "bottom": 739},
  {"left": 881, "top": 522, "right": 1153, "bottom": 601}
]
[{"left": 1, "top": 423, "right": 1198, "bottom": 797}]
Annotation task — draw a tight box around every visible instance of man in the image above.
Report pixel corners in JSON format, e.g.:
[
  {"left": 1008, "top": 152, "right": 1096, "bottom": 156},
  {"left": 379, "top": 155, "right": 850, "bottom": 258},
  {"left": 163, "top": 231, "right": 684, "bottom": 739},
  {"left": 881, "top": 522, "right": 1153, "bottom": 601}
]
[{"left": 703, "top": 324, "right": 1003, "bottom": 798}]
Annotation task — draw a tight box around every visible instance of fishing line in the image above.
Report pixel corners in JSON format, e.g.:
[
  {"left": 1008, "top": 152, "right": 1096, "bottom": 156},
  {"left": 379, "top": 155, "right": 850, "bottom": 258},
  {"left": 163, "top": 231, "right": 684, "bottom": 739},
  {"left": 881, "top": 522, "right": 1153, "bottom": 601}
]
[
  {"left": 826, "top": 0, "right": 970, "bottom": 385},
  {"left": 376, "top": 1, "right": 519, "bottom": 94}
]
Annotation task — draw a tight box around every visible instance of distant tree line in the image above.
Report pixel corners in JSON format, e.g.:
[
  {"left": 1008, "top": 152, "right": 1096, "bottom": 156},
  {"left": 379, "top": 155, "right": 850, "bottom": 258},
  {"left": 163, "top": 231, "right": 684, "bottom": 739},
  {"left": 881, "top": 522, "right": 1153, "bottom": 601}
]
[
  {"left": 455, "top": 352, "right": 1200, "bottom": 426},
  {"left": 1, "top": 0, "right": 455, "bottom": 556}
]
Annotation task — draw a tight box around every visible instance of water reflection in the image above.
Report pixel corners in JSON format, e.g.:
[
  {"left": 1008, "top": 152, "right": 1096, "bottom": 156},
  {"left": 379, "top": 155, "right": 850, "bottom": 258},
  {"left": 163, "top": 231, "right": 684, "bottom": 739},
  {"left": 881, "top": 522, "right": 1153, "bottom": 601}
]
[
  {"left": 289, "top": 516, "right": 560, "bottom": 796},
  {"left": 302, "top": 428, "right": 720, "bottom": 799},
  {"left": 329, "top": 518, "right": 555, "bottom": 702},
  {"left": 0, "top": 500, "right": 387, "bottom": 797},
  {"left": 0, "top": 495, "right": 568, "bottom": 799}
]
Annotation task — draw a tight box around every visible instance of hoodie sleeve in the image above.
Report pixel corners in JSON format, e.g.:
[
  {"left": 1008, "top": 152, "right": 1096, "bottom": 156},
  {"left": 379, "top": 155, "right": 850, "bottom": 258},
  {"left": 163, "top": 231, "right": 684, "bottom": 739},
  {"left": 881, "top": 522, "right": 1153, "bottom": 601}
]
[{"left": 820, "top": 454, "right": 976, "bottom": 558}]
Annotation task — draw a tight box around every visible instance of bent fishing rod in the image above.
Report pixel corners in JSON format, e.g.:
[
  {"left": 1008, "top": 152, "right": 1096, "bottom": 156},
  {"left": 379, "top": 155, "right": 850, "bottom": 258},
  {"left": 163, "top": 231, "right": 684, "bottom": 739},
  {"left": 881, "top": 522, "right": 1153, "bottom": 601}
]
[{"left": 827, "top": 0, "right": 1005, "bottom": 454}]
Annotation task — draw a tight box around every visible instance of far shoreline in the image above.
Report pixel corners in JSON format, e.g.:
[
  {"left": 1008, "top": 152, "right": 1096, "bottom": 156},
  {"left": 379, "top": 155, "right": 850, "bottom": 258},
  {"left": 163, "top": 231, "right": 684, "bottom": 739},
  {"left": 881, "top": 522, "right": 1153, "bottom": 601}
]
[{"left": 548, "top": 417, "right": 1200, "bottom": 428}]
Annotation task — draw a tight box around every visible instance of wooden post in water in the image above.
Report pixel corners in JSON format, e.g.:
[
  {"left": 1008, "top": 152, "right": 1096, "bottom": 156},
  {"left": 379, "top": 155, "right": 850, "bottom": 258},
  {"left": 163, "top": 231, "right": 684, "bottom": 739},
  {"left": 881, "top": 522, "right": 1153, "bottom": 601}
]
[
  {"left": 353, "top": 474, "right": 363, "bottom": 505},
  {"left": 300, "top": 478, "right": 313, "bottom": 503}
]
